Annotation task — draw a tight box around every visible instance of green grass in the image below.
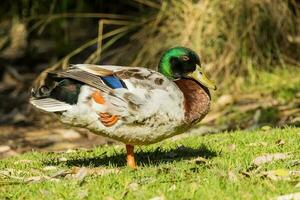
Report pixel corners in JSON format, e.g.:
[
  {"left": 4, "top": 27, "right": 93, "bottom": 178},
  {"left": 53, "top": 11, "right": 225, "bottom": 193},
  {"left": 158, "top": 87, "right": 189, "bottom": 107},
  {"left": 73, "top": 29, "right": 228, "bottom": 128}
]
[
  {"left": 212, "top": 67, "right": 300, "bottom": 129},
  {"left": 242, "top": 67, "right": 300, "bottom": 103},
  {"left": 0, "top": 127, "right": 299, "bottom": 200}
]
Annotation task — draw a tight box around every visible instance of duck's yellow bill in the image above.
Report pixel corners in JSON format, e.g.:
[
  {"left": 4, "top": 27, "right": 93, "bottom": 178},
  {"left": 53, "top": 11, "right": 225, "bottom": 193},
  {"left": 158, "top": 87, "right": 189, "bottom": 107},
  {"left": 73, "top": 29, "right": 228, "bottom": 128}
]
[{"left": 187, "top": 65, "right": 217, "bottom": 90}]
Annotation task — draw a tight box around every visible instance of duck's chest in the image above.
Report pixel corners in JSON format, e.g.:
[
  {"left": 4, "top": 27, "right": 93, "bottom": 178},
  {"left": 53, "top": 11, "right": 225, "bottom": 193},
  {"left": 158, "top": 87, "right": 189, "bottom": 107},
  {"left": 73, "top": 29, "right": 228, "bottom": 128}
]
[{"left": 174, "top": 79, "right": 211, "bottom": 123}]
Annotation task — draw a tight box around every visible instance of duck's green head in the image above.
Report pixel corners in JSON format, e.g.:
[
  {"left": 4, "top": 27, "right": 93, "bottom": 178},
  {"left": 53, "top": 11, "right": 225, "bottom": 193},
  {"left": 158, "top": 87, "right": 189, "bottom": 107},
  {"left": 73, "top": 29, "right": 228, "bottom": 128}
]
[{"left": 158, "top": 47, "right": 216, "bottom": 90}]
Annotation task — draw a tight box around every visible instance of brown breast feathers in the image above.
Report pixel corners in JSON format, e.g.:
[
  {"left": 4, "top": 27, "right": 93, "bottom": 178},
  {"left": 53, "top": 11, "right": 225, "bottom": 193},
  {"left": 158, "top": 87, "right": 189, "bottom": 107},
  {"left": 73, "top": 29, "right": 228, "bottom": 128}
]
[{"left": 174, "top": 79, "right": 211, "bottom": 124}]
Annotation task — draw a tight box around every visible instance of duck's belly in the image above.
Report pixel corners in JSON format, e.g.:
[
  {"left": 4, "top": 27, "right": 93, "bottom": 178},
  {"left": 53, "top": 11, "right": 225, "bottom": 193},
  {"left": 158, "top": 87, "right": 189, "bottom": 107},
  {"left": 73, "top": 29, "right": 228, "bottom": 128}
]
[
  {"left": 60, "top": 107, "right": 187, "bottom": 145},
  {"left": 97, "top": 122, "right": 187, "bottom": 145}
]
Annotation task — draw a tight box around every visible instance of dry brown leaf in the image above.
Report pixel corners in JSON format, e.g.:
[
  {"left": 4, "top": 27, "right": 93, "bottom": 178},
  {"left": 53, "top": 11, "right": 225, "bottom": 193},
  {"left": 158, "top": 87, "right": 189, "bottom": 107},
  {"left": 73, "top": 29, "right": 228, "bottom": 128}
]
[
  {"left": 69, "top": 167, "right": 119, "bottom": 180},
  {"left": 51, "top": 169, "right": 70, "bottom": 178},
  {"left": 0, "top": 169, "right": 23, "bottom": 180},
  {"left": 25, "top": 176, "right": 44, "bottom": 183},
  {"left": 246, "top": 142, "right": 268, "bottom": 147},
  {"left": 168, "top": 184, "right": 176, "bottom": 191},
  {"left": 73, "top": 167, "right": 88, "bottom": 182},
  {"left": 251, "top": 153, "right": 290, "bottom": 166},
  {"left": 128, "top": 182, "right": 139, "bottom": 191},
  {"left": 260, "top": 169, "right": 300, "bottom": 181},
  {"left": 58, "top": 157, "right": 68, "bottom": 162},
  {"left": 77, "top": 189, "right": 88, "bottom": 199},
  {"left": 228, "top": 144, "right": 236, "bottom": 151},
  {"left": 25, "top": 176, "right": 60, "bottom": 183},
  {"left": 290, "top": 171, "right": 300, "bottom": 177},
  {"left": 87, "top": 167, "right": 120, "bottom": 176},
  {"left": 260, "top": 169, "right": 290, "bottom": 181},
  {"left": 0, "top": 171, "right": 59, "bottom": 184},
  {"left": 188, "top": 157, "right": 208, "bottom": 164},
  {"left": 276, "top": 139, "right": 285, "bottom": 146},
  {"left": 288, "top": 160, "right": 300, "bottom": 167},
  {"left": 14, "top": 159, "right": 33, "bottom": 164},
  {"left": 43, "top": 166, "right": 57, "bottom": 171},
  {"left": 228, "top": 170, "right": 238, "bottom": 182}
]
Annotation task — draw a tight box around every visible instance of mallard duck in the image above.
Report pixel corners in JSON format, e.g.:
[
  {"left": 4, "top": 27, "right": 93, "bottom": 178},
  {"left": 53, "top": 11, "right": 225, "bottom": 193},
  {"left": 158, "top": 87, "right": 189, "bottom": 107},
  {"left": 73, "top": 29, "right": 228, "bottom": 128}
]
[{"left": 30, "top": 47, "right": 216, "bottom": 168}]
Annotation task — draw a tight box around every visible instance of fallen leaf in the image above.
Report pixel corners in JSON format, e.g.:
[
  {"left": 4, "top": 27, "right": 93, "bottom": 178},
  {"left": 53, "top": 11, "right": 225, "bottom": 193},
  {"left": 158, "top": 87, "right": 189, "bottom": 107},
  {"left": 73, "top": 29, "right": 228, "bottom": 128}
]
[
  {"left": 58, "top": 157, "right": 68, "bottom": 162},
  {"left": 14, "top": 159, "right": 33, "bottom": 164},
  {"left": 168, "top": 184, "right": 176, "bottom": 191},
  {"left": 288, "top": 160, "right": 300, "bottom": 167},
  {"left": 289, "top": 170, "right": 300, "bottom": 177},
  {"left": 25, "top": 176, "right": 44, "bottom": 183},
  {"left": 246, "top": 142, "right": 268, "bottom": 147},
  {"left": 77, "top": 189, "right": 88, "bottom": 199},
  {"left": 188, "top": 157, "right": 208, "bottom": 164},
  {"left": 261, "top": 169, "right": 290, "bottom": 181},
  {"left": 276, "top": 139, "right": 285, "bottom": 146},
  {"left": 87, "top": 167, "right": 120, "bottom": 176},
  {"left": 0, "top": 169, "right": 23, "bottom": 180},
  {"left": 25, "top": 176, "right": 59, "bottom": 183},
  {"left": 260, "top": 169, "right": 300, "bottom": 181},
  {"left": 73, "top": 167, "right": 88, "bottom": 182},
  {"left": 241, "top": 171, "right": 251, "bottom": 178},
  {"left": 43, "top": 166, "right": 57, "bottom": 171},
  {"left": 251, "top": 153, "right": 290, "bottom": 166},
  {"left": 228, "top": 170, "right": 238, "bottom": 182},
  {"left": 228, "top": 144, "right": 236, "bottom": 151},
  {"left": 39, "top": 189, "right": 50, "bottom": 196},
  {"left": 274, "top": 193, "right": 300, "bottom": 200},
  {"left": 51, "top": 169, "right": 70, "bottom": 178},
  {"left": 69, "top": 167, "right": 118, "bottom": 181},
  {"left": 128, "top": 182, "right": 139, "bottom": 191}
]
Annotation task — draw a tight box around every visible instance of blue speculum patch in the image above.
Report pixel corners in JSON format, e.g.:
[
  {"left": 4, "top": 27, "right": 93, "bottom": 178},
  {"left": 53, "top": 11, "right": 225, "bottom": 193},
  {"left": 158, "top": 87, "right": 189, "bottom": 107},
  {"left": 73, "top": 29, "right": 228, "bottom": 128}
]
[{"left": 101, "top": 76, "right": 126, "bottom": 89}]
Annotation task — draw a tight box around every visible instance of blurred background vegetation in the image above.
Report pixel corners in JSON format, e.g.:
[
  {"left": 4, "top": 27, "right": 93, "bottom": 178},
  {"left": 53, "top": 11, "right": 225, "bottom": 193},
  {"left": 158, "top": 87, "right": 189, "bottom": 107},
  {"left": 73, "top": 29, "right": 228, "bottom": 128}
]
[{"left": 0, "top": 0, "right": 299, "bottom": 156}]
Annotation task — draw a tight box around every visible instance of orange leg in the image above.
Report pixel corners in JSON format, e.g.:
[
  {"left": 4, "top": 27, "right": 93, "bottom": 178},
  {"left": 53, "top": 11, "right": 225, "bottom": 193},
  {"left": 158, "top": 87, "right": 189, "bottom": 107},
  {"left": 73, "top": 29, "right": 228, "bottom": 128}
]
[{"left": 126, "top": 144, "right": 137, "bottom": 169}]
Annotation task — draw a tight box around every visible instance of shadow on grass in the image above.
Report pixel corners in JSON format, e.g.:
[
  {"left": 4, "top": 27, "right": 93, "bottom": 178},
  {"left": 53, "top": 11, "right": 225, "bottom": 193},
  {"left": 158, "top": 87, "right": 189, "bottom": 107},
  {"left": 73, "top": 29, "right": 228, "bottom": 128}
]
[{"left": 45, "top": 144, "right": 218, "bottom": 167}]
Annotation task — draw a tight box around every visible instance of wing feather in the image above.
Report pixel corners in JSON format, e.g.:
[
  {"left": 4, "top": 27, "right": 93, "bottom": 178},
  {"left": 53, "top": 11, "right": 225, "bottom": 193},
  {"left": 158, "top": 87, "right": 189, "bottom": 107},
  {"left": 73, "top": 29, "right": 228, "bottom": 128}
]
[
  {"left": 50, "top": 69, "right": 111, "bottom": 93},
  {"left": 30, "top": 98, "right": 72, "bottom": 112},
  {"left": 40, "top": 64, "right": 181, "bottom": 123}
]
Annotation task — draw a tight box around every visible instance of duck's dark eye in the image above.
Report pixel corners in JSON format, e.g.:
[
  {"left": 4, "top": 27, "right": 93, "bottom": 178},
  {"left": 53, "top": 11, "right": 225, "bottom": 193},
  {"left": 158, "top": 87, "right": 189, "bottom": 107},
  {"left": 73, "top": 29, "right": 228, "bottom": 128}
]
[
  {"left": 40, "top": 86, "right": 49, "bottom": 94},
  {"left": 181, "top": 56, "right": 189, "bottom": 61}
]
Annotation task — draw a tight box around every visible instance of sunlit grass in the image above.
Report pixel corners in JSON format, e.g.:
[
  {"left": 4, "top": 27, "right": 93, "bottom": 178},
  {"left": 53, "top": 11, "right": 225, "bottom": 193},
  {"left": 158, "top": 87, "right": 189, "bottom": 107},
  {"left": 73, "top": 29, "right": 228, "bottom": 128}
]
[{"left": 0, "top": 127, "right": 299, "bottom": 200}]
